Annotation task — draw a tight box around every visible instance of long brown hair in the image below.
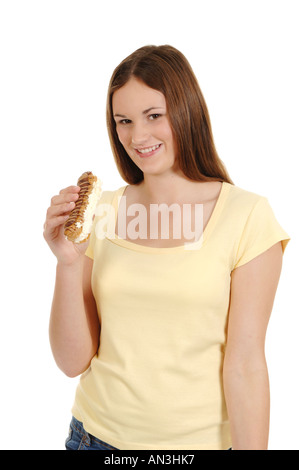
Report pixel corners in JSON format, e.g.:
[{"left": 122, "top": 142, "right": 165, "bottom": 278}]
[{"left": 107, "top": 45, "right": 233, "bottom": 185}]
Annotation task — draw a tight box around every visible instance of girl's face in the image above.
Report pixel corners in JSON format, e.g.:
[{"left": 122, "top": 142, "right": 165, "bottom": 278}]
[{"left": 112, "top": 77, "right": 177, "bottom": 178}]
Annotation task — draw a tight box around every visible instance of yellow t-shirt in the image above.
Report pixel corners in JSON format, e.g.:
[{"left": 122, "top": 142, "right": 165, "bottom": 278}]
[{"left": 72, "top": 182, "right": 290, "bottom": 450}]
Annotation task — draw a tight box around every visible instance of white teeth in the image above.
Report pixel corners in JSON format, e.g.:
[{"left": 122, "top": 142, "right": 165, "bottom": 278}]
[{"left": 137, "top": 144, "right": 160, "bottom": 154}]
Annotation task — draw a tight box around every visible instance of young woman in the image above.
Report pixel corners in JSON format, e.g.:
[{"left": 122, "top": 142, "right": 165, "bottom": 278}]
[{"left": 43, "top": 45, "right": 290, "bottom": 450}]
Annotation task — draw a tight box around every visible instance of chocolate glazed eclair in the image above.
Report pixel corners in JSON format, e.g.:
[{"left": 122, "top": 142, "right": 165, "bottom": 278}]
[{"left": 64, "top": 171, "right": 102, "bottom": 243}]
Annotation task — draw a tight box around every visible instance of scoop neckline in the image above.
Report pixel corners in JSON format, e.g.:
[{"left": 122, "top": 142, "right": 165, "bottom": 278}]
[{"left": 105, "top": 181, "right": 231, "bottom": 254}]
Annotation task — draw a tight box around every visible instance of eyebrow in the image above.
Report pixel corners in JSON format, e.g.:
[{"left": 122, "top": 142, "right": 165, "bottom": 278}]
[{"left": 114, "top": 107, "right": 165, "bottom": 118}]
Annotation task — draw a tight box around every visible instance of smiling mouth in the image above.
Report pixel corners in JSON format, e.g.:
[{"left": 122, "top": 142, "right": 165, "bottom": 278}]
[{"left": 135, "top": 144, "right": 162, "bottom": 155}]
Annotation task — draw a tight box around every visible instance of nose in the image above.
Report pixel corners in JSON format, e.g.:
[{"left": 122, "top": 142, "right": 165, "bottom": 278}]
[{"left": 131, "top": 122, "right": 150, "bottom": 146}]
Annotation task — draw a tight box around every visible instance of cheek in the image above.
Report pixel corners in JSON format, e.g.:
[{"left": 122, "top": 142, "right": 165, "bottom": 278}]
[
  {"left": 161, "top": 123, "right": 175, "bottom": 150},
  {"left": 116, "top": 126, "right": 128, "bottom": 146},
  {"left": 162, "top": 124, "right": 177, "bottom": 158},
  {"left": 157, "top": 118, "right": 174, "bottom": 141}
]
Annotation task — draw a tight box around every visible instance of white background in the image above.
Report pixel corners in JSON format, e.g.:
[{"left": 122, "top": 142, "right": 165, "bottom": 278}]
[{"left": 0, "top": 0, "right": 298, "bottom": 450}]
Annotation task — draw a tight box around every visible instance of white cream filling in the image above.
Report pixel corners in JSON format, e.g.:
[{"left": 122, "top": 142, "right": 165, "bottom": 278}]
[{"left": 74, "top": 178, "right": 102, "bottom": 242}]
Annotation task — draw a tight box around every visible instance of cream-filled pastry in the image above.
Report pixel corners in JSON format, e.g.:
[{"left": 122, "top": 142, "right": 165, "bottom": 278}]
[{"left": 64, "top": 171, "right": 102, "bottom": 243}]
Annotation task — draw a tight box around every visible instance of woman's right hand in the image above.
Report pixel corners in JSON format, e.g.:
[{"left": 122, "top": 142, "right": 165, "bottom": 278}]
[{"left": 43, "top": 185, "right": 89, "bottom": 265}]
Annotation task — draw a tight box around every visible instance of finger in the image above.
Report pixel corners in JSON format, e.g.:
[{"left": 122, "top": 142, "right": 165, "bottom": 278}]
[
  {"left": 47, "top": 201, "right": 76, "bottom": 218},
  {"left": 43, "top": 214, "right": 70, "bottom": 233},
  {"left": 59, "top": 185, "right": 81, "bottom": 195},
  {"left": 51, "top": 191, "right": 79, "bottom": 206}
]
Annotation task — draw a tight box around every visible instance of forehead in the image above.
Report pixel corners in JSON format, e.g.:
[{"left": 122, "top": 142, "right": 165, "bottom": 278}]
[{"left": 112, "top": 77, "right": 166, "bottom": 112}]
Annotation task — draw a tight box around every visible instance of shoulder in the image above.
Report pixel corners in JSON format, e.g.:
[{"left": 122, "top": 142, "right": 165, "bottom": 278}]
[
  {"left": 223, "top": 183, "right": 272, "bottom": 227},
  {"left": 225, "top": 183, "right": 267, "bottom": 209}
]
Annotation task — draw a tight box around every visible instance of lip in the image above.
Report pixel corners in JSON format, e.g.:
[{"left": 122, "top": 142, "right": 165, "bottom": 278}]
[{"left": 134, "top": 143, "right": 163, "bottom": 158}]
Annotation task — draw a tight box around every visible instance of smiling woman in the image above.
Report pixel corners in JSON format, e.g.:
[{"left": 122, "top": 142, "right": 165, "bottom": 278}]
[
  {"left": 106, "top": 45, "right": 233, "bottom": 185},
  {"left": 112, "top": 77, "right": 176, "bottom": 177},
  {"left": 44, "top": 44, "right": 291, "bottom": 451}
]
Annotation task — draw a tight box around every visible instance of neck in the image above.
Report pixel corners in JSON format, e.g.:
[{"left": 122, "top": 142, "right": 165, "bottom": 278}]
[{"left": 139, "top": 171, "right": 205, "bottom": 204}]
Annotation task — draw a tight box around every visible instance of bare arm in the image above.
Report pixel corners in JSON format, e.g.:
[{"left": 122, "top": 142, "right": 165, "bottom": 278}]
[
  {"left": 49, "top": 256, "right": 100, "bottom": 377},
  {"left": 223, "top": 241, "right": 283, "bottom": 450},
  {"left": 44, "top": 185, "right": 100, "bottom": 377}
]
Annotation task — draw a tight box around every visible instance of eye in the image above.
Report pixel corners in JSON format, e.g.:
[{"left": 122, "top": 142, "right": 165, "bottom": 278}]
[
  {"left": 149, "top": 114, "right": 161, "bottom": 120},
  {"left": 118, "top": 119, "right": 132, "bottom": 125}
]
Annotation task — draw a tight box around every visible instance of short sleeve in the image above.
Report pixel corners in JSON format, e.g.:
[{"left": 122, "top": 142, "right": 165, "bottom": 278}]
[{"left": 233, "top": 197, "right": 291, "bottom": 269}]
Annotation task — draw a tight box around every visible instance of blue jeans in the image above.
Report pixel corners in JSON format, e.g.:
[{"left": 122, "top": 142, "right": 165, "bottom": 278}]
[
  {"left": 65, "top": 416, "right": 233, "bottom": 450},
  {"left": 65, "top": 416, "right": 119, "bottom": 450}
]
